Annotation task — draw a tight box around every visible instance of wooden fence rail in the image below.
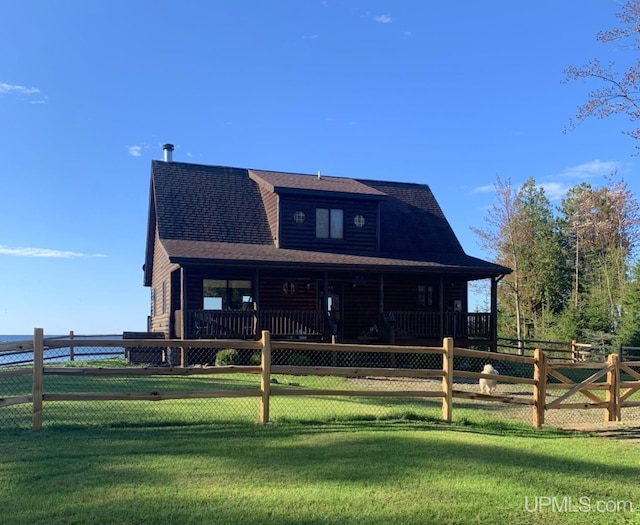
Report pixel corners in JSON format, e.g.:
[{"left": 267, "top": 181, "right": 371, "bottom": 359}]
[{"left": 3, "top": 328, "right": 640, "bottom": 430}]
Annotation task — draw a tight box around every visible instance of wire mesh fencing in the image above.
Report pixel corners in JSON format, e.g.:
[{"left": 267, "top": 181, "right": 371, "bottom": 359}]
[
  {"left": 0, "top": 337, "right": 33, "bottom": 430},
  {"left": 3, "top": 332, "right": 640, "bottom": 432},
  {"left": 41, "top": 337, "right": 261, "bottom": 429},
  {"left": 268, "top": 341, "right": 446, "bottom": 424}
]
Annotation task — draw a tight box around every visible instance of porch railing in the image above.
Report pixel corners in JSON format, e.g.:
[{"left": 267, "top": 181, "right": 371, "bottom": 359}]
[
  {"left": 186, "top": 309, "right": 492, "bottom": 340},
  {"left": 386, "top": 311, "right": 492, "bottom": 340},
  {"left": 189, "top": 310, "right": 258, "bottom": 339},
  {"left": 260, "top": 310, "right": 324, "bottom": 338},
  {"left": 187, "top": 309, "right": 324, "bottom": 339}
]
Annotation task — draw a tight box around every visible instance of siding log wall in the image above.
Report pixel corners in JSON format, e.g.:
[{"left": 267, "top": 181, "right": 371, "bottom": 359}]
[
  {"left": 279, "top": 195, "right": 378, "bottom": 253},
  {"left": 149, "top": 229, "right": 178, "bottom": 336},
  {"left": 259, "top": 278, "right": 318, "bottom": 310}
]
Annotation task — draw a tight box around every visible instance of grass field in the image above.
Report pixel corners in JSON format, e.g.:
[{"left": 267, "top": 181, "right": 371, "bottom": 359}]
[
  {"left": 3, "top": 356, "right": 640, "bottom": 523},
  {"left": 1, "top": 418, "right": 640, "bottom": 525}
]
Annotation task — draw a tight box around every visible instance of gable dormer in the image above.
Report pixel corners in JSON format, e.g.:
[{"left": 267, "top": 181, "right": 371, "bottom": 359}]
[{"left": 249, "top": 169, "right": 387, "bottom": 254}]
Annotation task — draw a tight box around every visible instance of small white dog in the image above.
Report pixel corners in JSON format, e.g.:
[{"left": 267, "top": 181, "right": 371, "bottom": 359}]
[{"left": 479, "top": 364, "right": 499, "bottom": 394}]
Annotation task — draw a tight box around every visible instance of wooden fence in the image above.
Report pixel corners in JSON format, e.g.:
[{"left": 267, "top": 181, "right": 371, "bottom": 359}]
[{"left": 2, "top": 328, "right": 640, "bottom": 430}]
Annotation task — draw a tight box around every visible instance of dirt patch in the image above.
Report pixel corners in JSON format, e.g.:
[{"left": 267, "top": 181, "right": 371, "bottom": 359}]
[{"left": 557, "top": 422, "right": 640, "bottom": 444}]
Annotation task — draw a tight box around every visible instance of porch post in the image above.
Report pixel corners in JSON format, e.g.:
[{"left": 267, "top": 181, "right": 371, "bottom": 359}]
[
  {"left": 439, "top": 276, "right": 444, "bottom": 338},
  {"left": 378, "top": 273, "right": 384, "bottom": 315},
  {"left": 254, "top": 269, "right": 261, "bottom": 337},
  {"left": 181, "top": 267, "right": 187, "bottom": 340},
  {"left": 323, "top": 272, "right": 329, "bottom": 341},
  {"left": 490, "top": 276, "right": 502, "bottom": 352}
]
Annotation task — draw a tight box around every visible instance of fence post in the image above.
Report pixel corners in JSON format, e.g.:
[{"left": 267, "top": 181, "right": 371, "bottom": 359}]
[
  {"left": 533, "top": 348, "right": 546, "bottom": 428},
  {"left": 260, "top": 330, "right": 272, "bottom": 424},
  {"left": 69, "top": 330, "right": 75, "bottom": 361},
  {"left": 571, "top": 340, "right": 577, "bottom": 363},
  {"left": 442, "top": 337, "right": 453, "bottom": 422},
  {"left": 605, "top": 354, "right": 620, "bottom": 422},
  {"left": 32, "top": 328, "right": 44, "bottom": 431}
]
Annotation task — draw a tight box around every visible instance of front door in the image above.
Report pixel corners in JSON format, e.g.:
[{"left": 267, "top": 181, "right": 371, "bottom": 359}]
[{"left": 319, "top": 281, "right": 343, "bottom": 337}]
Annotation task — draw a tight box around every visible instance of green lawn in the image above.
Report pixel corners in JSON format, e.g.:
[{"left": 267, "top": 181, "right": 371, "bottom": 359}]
[
  {"left": 1, "top": 419, "right": 639, "bottom": 525},
  {"left": 3, "top": 358, "right": 631, "bottom": 430}
]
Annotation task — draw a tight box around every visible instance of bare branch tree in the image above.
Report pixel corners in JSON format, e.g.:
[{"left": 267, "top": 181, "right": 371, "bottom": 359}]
[{"left": 564, "top": 0, "right": 640, "bottom": 146}]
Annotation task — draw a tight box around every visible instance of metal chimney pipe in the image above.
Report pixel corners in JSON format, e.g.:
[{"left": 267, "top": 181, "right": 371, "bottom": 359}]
[{"left": 162, "top": 143, "right": 174, "bottom": 162}]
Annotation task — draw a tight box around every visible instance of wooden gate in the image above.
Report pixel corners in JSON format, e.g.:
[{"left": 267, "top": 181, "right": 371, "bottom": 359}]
[
  {"left": 618, "top": 360, "right": 640, "bottom": 415},
  {"left": 539, "top": 354, "right": 620, "bottom": 426}
]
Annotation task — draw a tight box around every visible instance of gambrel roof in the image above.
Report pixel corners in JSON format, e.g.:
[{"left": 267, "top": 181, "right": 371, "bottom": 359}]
[{"left": 143, "top": 160, "right": 510, "bottom": 285}]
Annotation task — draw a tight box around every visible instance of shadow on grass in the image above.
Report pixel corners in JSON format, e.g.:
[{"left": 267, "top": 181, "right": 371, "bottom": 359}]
[{"left": 3, "top": 414, "right": 640, "bottom": 525}]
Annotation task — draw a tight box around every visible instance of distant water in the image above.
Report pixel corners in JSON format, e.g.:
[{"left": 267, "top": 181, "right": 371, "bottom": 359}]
[
  {"left": 0, "top": 334, "right": 124, "bottom": 366},
  {"left": 0, "top": 335, "right": 40, "bottom": 342}
]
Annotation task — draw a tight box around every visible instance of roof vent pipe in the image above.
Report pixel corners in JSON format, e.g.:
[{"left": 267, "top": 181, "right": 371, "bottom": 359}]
[{"left": 163, "top": 143, "right": 174, "bottom": 162}]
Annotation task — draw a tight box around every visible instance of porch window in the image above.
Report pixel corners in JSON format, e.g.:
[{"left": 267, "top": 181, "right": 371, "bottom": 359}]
[
  {"left": 418, "top": 285, "right": 434, "bottom": 307},
  {"left": 203, "top": 279, "right": 252, "bottom": 309},
  {"left": 316, "top": 208, "right": 343, "bottom": 239}
]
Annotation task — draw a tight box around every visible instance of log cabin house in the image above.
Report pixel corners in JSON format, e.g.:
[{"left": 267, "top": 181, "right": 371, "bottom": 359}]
[{"left": 143, "top": 144, "right": 511, "bottom": 349}]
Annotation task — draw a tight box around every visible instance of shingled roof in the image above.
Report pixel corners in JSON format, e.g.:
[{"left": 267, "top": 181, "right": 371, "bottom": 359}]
[
  {"left": 144, "top": 161, "right": 510, "bottom": 285},
  {"left": 249, "top": 169, "right": 386, "bottom": 198}
]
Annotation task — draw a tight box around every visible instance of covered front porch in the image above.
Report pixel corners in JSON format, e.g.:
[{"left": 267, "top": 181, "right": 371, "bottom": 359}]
[{"left": 167, "top": 266, "right": 502, "bottom": 349}]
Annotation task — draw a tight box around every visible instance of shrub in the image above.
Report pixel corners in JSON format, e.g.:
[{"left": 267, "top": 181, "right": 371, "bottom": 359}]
[
  {"left": 215, "top": 349, "right": 240, "bottom": 366},
  {"left": 287, "top": 353, "right": 312, "bottom": 366},
  {"left": 249, "top": 352, "right": 262, "bottom": 365}
]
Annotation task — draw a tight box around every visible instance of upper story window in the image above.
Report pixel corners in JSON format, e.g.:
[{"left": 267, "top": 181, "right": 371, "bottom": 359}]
[
  {"left": 293, "top": 211, "right": 306, "bottom": 224},
  {"left": 354, "top": 215, "right": 365, "bottom": 228},
  {"left": 316, "top": 208, "right": 343, "bottom": 239}
]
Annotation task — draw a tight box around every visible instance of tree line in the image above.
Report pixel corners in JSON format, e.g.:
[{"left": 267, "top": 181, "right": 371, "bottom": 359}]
[
  {"left": 474, "top": 1, "right": 640, "bottom": 346},
  {"left": 474, "top": 175, "right": 640, "bottom": 346}
]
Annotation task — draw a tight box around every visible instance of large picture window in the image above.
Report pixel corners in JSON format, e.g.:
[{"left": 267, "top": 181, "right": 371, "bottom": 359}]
[
  {"left": 316, "top": 208, "right": 344, "bottom": 239},
  {"left": 203, "top": 279, "right": 252, "bottom": 310}
]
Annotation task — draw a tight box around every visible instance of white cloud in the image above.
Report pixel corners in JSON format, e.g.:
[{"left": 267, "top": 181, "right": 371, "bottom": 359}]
[
  {"left": 539, "top": 181, "right": 572, "bottom": 201},
  {"left": 0, "top": 245, "right": 106, "bottom": 258},
  {"left": 533, "top": 159, "right": 620, "bottom": 201},
  {"left": 374, "top": 14, "right": 392, "bottom": 23},
  {"left": 403, "top": 31, "right": 413, "bottom": 38},
  {"left": 557, "top": 159, "right": 618, "bottom": 180},
  {"left": 0, "top": 82, "right": 40, "bottom": 95},
  {"left": 303, "top": 34, "right": 320, "bottom": 39},
  {"left": 127, "top": 145, "right": 142, "bottom": 157},
  {"left": 471, "top": 184, "right": 495, "bottom": 194}
]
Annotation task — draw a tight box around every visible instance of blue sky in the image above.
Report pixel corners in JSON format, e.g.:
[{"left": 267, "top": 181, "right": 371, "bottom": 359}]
[{"left": 1, "top": 0, "right": 637, "bottom": 335}]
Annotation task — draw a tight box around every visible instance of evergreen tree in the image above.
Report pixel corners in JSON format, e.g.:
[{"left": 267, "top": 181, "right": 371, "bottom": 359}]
[
  {"left": 476, "top": 175, "right": 639, "bottom": 344},
  {"left": 473, "top": 176, "right": 566, "bottom": 346},
  {"left": 616, "top": 260, "right": 640, "bottom": 347}
]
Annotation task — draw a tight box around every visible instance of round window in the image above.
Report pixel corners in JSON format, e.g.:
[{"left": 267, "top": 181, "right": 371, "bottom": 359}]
[
  {"left": 293, "top": 211, "right": 306, "bottom": 224},
  {"left": 354, "top": 215, "right": 365, "bottom": 228}
]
